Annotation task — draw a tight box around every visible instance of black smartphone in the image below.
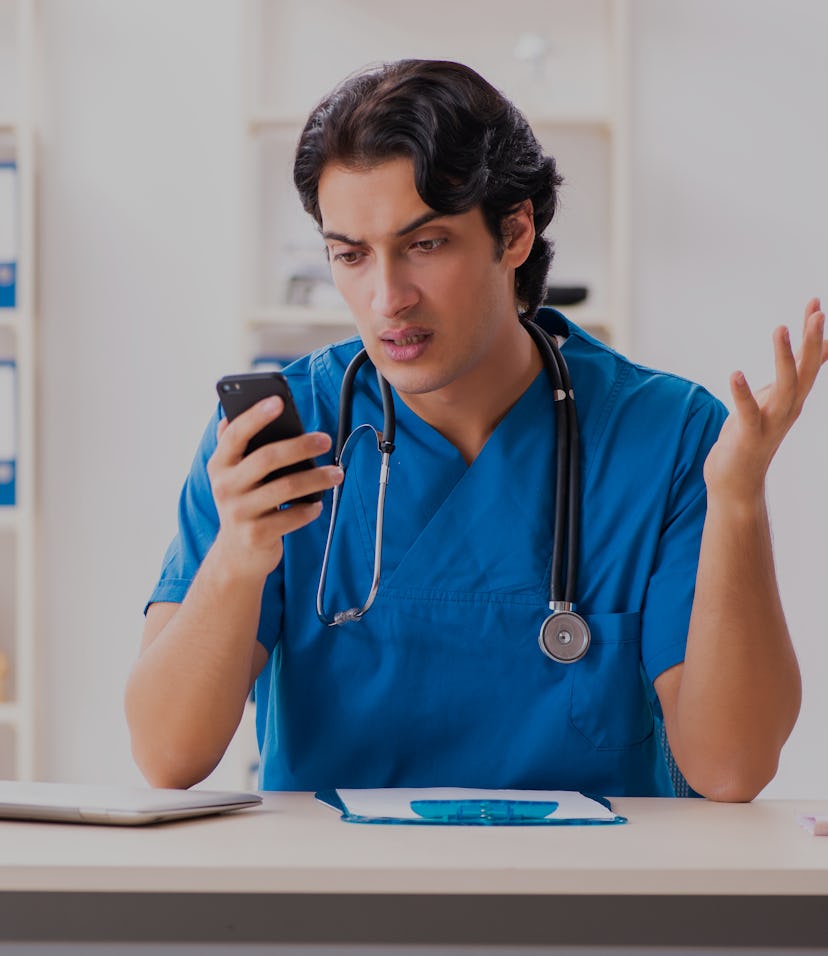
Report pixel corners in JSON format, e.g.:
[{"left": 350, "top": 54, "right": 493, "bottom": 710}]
[{"left": 216, "top": 371, "right": 323, "bottom": 504}]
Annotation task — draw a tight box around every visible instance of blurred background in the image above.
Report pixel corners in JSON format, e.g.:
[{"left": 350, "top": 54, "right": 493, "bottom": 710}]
[{"left": 0, "top": 0, "right": 825, "bottom": 796}]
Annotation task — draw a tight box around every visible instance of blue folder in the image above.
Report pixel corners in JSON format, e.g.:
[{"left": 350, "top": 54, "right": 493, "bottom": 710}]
[
  {"left": 316, "top": 787, "right": 627, "bottom": 826},
  {"left": 0, "top": 162, "right": 17, "bottom": 310},
  {"left": 0, "top": 359, "right": 16, "bottom": 506}
]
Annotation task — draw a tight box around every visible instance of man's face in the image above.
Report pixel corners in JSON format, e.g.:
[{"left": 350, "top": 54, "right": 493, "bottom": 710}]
[{"left": 317, "top": 157, "right": 529, "bottom": 403}]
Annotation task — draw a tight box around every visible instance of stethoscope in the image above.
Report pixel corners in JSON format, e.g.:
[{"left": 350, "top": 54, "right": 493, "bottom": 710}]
[{"left": 315, "top": 320, "right": 592, "bottom": 664}]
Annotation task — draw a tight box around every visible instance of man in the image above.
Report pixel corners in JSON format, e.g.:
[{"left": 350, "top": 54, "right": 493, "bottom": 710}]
[{"left": 126, "top": 60, "right": 826, "bottom": 800}]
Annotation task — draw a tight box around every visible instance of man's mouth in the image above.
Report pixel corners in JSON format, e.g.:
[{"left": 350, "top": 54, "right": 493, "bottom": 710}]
[
  {"left": 386, "top": 333, "right": 429, "bottom": 346},
  {"left": 381, "top": 329, "right": 432, "bottom": 346}
]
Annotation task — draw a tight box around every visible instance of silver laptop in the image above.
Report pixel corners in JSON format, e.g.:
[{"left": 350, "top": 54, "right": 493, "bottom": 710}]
[{"left": 0, "top": 779, "right": 262, "bottom": 826}]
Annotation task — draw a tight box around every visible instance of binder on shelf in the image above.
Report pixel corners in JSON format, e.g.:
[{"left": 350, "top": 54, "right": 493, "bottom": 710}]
[
  {"left": 0, "top": 359, "right": 16, "bottom": 505},
  {"left": 0, "top": 163, "right": 17, "bottom": 309}
]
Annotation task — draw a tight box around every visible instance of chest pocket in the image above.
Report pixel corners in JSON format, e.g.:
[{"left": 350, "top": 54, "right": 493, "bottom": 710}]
[{"left": 569, "top": 611, "right": 654, "bottom": 750}]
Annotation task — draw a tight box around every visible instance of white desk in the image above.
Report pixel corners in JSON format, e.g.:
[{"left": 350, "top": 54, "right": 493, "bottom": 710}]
[{"left": 0, "top": 794, "right": 827, "bottom": 948}]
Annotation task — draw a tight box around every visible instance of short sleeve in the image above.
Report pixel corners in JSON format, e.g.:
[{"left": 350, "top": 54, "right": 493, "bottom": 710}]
[
  {"left": 144, "top": 406, "right": 285, "bottom": 656},
  {"left": 640, "top": 391, "right": 729, "bottom": 683}
]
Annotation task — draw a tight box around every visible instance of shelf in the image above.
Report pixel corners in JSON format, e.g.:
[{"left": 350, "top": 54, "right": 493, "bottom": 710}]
[
  {"left": 0, "top": 0, "right": 37, "bottom": 784},
  {"left": 248, "top": 305, "right": 355, "bottom": 330},
  {"left": 248, "top": 302, "right": 607, "bottom": 325},
  {"left": 246, "top": 305, "right": 611, "bottom": 345}
]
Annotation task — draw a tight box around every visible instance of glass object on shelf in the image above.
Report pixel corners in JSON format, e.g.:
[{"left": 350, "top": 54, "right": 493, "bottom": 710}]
[{"left": 285, "top": 263, "right": 346, "bottom": 311}]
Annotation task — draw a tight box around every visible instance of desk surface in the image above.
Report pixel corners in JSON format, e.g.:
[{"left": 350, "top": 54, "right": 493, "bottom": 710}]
[
  {"left": 1, "top": 793, "right": 826, "bottom": 895},
  {"left": 1, "top": 794, "right": 827, "bottom": 947}
]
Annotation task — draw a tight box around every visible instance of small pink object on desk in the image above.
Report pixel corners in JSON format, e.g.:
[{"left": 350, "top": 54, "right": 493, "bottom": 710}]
[{"left": 799, "top": 815, "right": 828, "bottom": 835}]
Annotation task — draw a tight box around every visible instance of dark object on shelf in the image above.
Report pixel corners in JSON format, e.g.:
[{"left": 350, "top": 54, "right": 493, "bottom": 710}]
[{"left": 544, "top": 285, "right": 588, "bottom": 307}]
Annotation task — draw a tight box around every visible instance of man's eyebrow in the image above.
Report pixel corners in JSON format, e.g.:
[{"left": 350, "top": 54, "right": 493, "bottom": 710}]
[
  {"left": 322, "top": 229, "right": 362, "bottom": 246},
  {"left": 322, "top": 211, "right": 446, "bottom": 246},
  {"left": 321, "top": 229, "right": 360, "bottom": 245},
  {"left": 394, "top": 211, "right": 443, "bottom": 238}
]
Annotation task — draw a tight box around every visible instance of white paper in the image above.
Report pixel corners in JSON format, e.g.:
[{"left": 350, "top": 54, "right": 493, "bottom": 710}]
[{"left": 333, "top": 787, "right": 617, "bottom": 821}]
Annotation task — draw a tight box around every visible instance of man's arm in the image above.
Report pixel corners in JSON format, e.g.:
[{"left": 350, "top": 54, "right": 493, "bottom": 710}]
[
  {"left": 125, "top": 396, "right": 343, "bottom": 789},
  {"left": 656, "top": 299, "right": 827, "bottom": 801},
  {"left": 126, "top": 575, "right": 270, "bottom": 790}
]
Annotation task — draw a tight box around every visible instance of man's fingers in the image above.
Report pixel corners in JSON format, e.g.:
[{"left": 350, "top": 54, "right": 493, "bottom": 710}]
[
  {"left": 771, "top": 326, "right": 798, "bottom": 410},
  {"left": 793, "top": 302, "right": 826, "bottom": 398},
  {"left": 729, "top": 370, "right": 761, "bottom": 427},
  {"left": 224, "top": 499, "right": 325, "bottom": 551},
  {"left": 244, "top": 464, "right": 341, "bottom": 516},
  {"left": 232, "top": 430, "right": 332, "bottom": 491},
  {"left": 215, "top": 396, "right": 285, "bottom": 465}
]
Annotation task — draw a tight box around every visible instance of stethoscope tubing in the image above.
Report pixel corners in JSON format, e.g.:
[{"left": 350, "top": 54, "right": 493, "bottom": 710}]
[
  {"left": 317, "top": 359, "right": 395, "bottom": 626},
  {"left": 316, "top": 321, "right": 590, "bottom": 662},
  {"left": 523, "top": 321, "right": 581, "bottom": 606},
  {"left": 316, "top": 424, "right": 392, "bottom": 625}
]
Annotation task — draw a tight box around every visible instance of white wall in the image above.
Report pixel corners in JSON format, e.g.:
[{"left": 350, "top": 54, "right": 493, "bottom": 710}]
[
  {"left": 36, "top": 0, "right": 242, "bottom": 784},
  {"left": 630, "top": 0, "right": 828, "bottom": 797},
  {"left": 31, "top": 1, "right": 828, "bottom": 795}
]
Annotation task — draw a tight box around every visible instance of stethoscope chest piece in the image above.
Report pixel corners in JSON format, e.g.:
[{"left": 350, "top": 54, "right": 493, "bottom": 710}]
[{"left": 538, "top": 607, "right": 591, "bottom": 664}]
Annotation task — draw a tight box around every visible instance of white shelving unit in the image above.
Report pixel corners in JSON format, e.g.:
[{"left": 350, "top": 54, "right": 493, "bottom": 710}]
[
  {"left": 0, "top": 0, "right": 36, "bottom": 781},
  {"left": 240, "top": 0, "right": 630, "bottom": 365}
]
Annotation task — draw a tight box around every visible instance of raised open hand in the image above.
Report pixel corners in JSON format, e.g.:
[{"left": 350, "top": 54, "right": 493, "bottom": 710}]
[{"left": 704, "top": 298, "right": 828, "bottom": 501}]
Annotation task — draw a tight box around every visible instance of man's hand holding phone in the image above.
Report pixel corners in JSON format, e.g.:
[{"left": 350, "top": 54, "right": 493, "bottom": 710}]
[{"left": 209, "top": 375, "right": 344, "bottom": 582}]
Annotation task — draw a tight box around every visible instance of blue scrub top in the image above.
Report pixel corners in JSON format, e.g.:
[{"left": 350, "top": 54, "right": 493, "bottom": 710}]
[{"left": 148, "top": 310, "right": 728, "bottom": 796}]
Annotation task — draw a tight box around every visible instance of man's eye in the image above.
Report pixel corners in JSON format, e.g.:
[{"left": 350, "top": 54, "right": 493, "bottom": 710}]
[
  {"left": 413, "top": 238, "right": 445, "bottom": 252},
  {"left": 333, "top": 250, "right": 364, "bottom": 264}
]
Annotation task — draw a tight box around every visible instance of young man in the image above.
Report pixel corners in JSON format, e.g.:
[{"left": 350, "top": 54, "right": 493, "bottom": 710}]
[{"left": 126, "top": 60, "right": 826, "bottom": 800}]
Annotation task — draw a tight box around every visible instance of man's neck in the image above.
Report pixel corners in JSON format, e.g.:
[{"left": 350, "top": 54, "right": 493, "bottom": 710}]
[{"left": 398, "top": 322, "right": 543, "bottom": 465}]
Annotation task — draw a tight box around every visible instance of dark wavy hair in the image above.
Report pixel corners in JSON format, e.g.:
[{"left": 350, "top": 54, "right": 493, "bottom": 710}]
[{"left": 294, "top": 59, "right": 563, "bottom": 320}]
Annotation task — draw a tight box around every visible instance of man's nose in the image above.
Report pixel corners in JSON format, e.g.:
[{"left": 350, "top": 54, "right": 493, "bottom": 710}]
[{"left": 371, "top": 260, "right": 418, "bottom": 319}]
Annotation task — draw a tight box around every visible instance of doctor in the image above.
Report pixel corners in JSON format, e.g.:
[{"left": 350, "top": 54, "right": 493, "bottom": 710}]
[{"left": 126, "top": 60, "right": 827, "bottom": 800}]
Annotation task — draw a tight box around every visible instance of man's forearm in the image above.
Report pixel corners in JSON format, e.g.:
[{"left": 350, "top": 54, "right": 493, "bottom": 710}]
[
  {"left": 669, "top": 494, "right": 801, "bottom": 801},
  {"left": 125, "top": 539, "right": 268, "bottom": 788}
]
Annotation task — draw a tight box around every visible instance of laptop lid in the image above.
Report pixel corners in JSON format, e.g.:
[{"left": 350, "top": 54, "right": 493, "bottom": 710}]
[{"left": 0, "top": 780, "right": 262, "bottom": 826}]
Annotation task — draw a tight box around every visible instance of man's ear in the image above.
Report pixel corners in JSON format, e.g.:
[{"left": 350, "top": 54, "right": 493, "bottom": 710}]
[{"left": 501, "top": 200, "right": 536, "bottom": 268}]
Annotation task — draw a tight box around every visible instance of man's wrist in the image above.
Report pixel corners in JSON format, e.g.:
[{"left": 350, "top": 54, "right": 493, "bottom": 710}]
[
  {"left": 704, "top": 483, "right": 768, "bottom": 524},
  {"left": 202, "top": 533, "right": 274, "bottom": 597}
]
